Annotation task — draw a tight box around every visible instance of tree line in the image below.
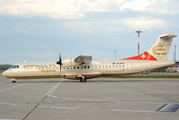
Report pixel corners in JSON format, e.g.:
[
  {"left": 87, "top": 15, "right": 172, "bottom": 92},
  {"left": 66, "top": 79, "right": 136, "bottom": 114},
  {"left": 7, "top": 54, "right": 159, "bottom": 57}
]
[{"left": 0, "top": 64, "right": 12, "bottom": 70}]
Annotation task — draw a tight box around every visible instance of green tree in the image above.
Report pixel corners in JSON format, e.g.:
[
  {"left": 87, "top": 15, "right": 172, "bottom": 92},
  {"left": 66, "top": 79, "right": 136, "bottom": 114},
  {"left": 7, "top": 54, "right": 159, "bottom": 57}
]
[{"left": 0, "top": 64, "right": 12, "bottom": 70}]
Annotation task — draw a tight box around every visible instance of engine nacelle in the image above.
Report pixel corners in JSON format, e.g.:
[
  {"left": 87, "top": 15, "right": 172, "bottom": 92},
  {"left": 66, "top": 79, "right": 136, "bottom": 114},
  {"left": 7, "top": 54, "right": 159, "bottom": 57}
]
[
  {"left": 61, "top": 55, "right": 92, "bottom": 67},
  {"left": 62, "top": 59, "right": 81, "bottom": 67}
]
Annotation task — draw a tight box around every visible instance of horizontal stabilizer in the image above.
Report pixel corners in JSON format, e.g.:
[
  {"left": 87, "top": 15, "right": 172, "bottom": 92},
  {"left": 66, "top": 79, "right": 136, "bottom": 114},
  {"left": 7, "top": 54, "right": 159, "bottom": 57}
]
[{"left": 160, "top": 34, "right": 177, "bottom": 39}]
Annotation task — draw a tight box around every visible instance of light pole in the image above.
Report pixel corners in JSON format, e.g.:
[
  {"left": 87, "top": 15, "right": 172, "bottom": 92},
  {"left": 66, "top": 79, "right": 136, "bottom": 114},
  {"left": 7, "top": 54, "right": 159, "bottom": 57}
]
[
  {"left": 114, "top": 51, "right": 117, "bottom": 60},
  {"left": 173, "top": 52, "right": 175, "bottom": 61},
  {"left": 136, "top": 29, "right": 142, "bottom": 55},
  {"left": 174, "top": 45, "right": 177, "bottom": 62}
]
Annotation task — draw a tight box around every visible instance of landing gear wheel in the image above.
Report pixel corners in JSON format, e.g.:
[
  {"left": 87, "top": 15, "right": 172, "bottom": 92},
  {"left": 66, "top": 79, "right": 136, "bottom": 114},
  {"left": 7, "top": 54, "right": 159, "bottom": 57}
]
[
  {"left": 80, "top": 77, "right": 86, "bottom": 82},
  {"left": 11, "top": 79, "right": 17, "bottom": 83},
  {"left": 12, "top": 81, "right": 16, "bottom": 83}
]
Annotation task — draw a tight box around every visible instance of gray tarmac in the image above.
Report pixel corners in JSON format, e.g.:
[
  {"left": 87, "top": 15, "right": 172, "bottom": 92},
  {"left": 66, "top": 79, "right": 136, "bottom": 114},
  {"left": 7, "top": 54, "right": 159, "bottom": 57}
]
[{"left": 0, "top": 74, "right": 179, "bottom": 120}]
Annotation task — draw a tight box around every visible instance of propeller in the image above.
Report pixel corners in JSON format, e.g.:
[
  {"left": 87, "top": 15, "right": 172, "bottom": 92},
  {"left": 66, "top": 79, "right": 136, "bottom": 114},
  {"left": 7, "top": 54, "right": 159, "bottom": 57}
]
[{"left": 56, "top": 53, "right": 62, "bottom": 71}]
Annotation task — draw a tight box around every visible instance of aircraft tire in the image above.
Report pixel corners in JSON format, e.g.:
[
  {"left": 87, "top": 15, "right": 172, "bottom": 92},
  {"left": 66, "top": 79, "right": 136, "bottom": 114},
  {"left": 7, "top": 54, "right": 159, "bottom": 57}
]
[
  {"left": 83, "top": 78, "right": 86, "bottom": 82},
  {"left": 12, "top": 81, "right": 16, "bottom": 83},
  {"left": 80, "top": 77, "right": 86, "bottom": 82}
]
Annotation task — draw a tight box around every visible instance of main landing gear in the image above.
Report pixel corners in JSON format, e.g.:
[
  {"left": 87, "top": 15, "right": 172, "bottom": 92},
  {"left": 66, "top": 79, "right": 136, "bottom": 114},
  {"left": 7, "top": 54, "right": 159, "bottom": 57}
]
[
  {"left": 78, "top": 77, "right": 87, "bottom": 82},
  {"left": 77, "top": 75, "right": 87, "bottom": 82}
]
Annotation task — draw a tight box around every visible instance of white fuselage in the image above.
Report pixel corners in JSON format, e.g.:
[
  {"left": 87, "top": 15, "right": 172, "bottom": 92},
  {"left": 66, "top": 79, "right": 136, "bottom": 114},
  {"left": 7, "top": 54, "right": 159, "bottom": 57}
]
[{"left": 2, "top": 60, "right": 174, "bottom": 80}]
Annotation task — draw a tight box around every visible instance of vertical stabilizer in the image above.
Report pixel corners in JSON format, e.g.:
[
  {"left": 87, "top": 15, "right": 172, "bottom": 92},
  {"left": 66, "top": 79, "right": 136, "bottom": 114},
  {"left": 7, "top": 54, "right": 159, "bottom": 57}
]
[
  {"left": 122, "top": 33, "right": 177, "bottom": 61},
  {"left": 147, "top": 33, "right": 176, "bottom": 61}
]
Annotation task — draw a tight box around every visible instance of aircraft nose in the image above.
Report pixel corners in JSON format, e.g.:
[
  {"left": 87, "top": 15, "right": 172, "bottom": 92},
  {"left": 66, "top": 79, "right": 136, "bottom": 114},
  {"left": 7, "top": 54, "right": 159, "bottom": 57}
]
[{"left": 2, "top": 71, "right": 7, "bottom": 77}]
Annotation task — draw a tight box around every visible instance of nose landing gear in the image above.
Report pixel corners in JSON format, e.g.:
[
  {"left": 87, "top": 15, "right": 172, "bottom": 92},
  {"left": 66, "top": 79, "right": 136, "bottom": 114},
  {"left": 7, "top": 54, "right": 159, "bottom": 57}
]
[{"left": 11, "top": 78, "right": 17, "bottom": 83}]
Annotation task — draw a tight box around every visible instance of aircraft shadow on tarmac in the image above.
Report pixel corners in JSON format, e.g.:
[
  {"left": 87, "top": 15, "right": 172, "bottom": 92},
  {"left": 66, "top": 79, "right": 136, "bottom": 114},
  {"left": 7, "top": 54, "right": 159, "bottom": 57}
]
[{"left": 8, "top": 78, "right": 179, "bottom": 83}]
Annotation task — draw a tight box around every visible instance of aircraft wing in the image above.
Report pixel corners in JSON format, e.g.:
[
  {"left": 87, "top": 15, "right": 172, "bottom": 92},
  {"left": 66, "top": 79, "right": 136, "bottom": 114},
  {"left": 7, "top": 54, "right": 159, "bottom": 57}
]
[{"left": 74, "top": 55, "right": 92, "bottom": 64}]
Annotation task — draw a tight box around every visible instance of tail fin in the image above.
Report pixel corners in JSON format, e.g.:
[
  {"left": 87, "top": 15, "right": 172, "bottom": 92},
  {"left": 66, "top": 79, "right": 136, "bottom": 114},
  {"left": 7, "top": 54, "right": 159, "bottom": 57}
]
[{"left": 122, "top": 33, "right": 177, "bottom": 61}]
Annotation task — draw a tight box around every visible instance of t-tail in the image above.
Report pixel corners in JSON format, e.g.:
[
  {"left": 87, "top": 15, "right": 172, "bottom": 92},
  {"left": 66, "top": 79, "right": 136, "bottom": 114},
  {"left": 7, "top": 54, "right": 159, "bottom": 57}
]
[{"left": 122, "top": 33, "right": 177, "bottom": 61}]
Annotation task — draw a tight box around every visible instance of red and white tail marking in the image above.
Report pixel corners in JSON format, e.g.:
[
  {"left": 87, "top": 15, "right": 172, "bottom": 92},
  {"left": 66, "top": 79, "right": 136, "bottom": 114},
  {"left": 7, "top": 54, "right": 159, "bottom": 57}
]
[{"left": 122, "top": 51, "right": 157, "bottom": 61}]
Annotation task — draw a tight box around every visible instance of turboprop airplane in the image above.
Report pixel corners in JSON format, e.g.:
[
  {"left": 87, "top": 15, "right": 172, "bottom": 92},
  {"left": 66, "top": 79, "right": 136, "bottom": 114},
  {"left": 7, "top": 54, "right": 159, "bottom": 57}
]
[{"left": 2, "top": 33, "right": 177, "bottom": 83}]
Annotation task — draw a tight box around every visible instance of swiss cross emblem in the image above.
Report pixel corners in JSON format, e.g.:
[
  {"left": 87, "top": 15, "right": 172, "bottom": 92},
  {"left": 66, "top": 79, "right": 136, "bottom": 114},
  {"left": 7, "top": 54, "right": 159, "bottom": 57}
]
[{"left": 141, "top": 54, "right": 146, "bottom": 59}]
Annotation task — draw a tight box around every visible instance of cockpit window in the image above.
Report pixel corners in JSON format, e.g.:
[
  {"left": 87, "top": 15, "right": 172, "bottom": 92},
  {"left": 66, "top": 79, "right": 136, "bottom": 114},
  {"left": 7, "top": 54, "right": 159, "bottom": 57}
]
[{"left": 11, "top": 65, "right": 19, "bottom": 69}]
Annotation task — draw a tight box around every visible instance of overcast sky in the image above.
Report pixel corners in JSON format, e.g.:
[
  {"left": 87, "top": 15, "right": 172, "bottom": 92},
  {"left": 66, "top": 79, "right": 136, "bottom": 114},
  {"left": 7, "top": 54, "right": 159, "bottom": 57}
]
[{"left": 0, "top": 0, "right": 179, "bottom": 64}]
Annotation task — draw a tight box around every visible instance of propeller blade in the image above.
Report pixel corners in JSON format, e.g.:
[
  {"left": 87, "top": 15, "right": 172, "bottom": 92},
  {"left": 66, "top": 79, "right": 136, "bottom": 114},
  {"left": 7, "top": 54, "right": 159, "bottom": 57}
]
[{"left": 56, "top": 53, "right": 62, "bottom": 71}]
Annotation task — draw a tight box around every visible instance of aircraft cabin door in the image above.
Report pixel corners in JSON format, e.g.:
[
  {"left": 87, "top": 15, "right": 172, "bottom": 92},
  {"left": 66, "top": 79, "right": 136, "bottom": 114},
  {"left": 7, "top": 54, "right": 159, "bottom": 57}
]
[{"left": 127, "top": 61, "right": 133, "bottom": 73}]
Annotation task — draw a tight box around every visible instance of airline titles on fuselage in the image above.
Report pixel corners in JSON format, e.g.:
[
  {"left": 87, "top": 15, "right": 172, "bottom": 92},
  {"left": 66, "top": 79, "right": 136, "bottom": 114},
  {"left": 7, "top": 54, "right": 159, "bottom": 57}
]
[
  {"left": 23, "top": 62, "right": 126, "bottom": 73},
  {"left": 24, "top": 65, "right": 57, "bottom": 72}
]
